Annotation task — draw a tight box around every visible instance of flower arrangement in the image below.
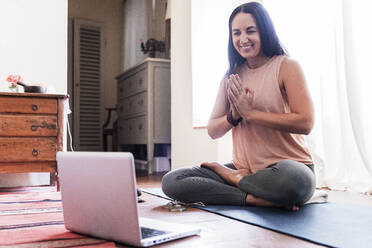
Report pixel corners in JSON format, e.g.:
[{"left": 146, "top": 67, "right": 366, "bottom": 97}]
[{"left": 5, "top": 74, "right": 23, "bottom": 92}]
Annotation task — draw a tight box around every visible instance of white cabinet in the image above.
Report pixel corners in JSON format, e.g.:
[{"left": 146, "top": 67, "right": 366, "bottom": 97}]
[{"left": 116, "top": 58, "right": 170, "bottom": 173}]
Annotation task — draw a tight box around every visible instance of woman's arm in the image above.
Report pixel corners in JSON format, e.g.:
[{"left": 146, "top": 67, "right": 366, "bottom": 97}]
[
  {"left": 229, "top": 58, "right": 314, "bottom": 134},
  {"left": 207, "top": 78, "right": 237, "bottom": 139}
]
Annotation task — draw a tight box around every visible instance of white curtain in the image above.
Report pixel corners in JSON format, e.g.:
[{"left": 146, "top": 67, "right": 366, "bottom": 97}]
[
  {"left": 265, "top": 0, "right": 372, "bottom": 193},
  {"left": 341, "top": 0, "right": 372, "bottom": 192}
]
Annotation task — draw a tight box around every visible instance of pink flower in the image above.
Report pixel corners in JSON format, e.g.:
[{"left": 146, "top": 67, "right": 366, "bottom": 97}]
[{"left": 6, "top": 74, "right": 23, "bottom": 87}]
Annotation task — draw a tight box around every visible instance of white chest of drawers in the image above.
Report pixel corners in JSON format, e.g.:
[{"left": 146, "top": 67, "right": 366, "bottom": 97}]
[{"left": 116, "top": 58, "right": 170, "bottom": 173}]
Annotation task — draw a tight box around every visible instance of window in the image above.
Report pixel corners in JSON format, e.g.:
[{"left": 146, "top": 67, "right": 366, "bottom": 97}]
[{"left": 191, "top": 0, "right": 250, "bottom": 127}]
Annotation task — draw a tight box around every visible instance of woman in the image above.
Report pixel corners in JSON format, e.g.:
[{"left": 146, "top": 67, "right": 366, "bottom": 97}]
[{"left": 162, "top": 2, "right": 315, "bottom": 211}]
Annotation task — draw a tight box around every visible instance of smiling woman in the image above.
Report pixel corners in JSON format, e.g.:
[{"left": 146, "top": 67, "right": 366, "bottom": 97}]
[
  {"left": 163, "top": 1, "right": 316, "bottom": 211},
  {"left": 231, "top": 14, "right": 264, "bottom": 66}
]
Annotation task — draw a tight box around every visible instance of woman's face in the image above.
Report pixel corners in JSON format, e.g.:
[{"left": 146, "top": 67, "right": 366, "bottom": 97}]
[{"left": 231, "top": 12, "right": 262, "bottom": 60}]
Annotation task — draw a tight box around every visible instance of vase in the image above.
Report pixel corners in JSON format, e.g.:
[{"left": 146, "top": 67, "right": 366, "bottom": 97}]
[{"left": 9, "top": 86, "right": 19, "bottom": 93}]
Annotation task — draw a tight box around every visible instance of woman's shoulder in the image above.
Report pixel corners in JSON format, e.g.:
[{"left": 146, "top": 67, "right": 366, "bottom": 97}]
[
  {"left": 279, "top": 56, "right": 302, "bottom": 71},
  {"left": 278, "top": 57, "right": 305, "bottom": 86},
  {"left": 257, "top": 55, "right": 287, "bottom": 73}
]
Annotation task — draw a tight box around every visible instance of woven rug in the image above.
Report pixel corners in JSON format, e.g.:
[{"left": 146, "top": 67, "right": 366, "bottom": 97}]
[{"left": 0, "top": 186, "right": 116, "bottom": 248}]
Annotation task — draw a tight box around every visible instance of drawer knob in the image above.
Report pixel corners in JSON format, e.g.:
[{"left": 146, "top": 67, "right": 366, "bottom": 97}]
[
  {"left": 32, "top": 149, "right": 40, "bottom": 157},
  {"left": 138, "top": 124, "right": 143, "bottom": 130},
  {"left": 120, "top": 87, "right": 123, "bottom": 93},
  {"left": 139, "top": 78, "right": 143, "bottom": 85},
  {"left": 31, "top": 105, "right": 39, "bottom": 111}
]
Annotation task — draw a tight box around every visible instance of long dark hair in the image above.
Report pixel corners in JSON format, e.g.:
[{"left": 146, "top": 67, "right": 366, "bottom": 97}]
[{"left": 227, "top": 2, "right": 287, "bottom": 75}]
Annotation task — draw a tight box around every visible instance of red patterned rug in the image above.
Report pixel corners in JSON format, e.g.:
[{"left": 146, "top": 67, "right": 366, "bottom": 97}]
[{"left": 0, "top": 186, "right": 116, "bottom": 247}]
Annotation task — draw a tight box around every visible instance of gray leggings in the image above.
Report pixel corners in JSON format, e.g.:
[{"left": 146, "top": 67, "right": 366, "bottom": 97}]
[{"left": 161, "top": 160, "right": 315, "bottom": 207}]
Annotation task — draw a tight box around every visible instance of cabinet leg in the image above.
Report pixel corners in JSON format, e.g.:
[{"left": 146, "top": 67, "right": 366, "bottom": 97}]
[
  {"left": 147, "top": 143, "right": 154, "bottom": 174},
  {"left": 50, "top": 172, "right": 59, "bottom": 191},
  {"left": 57, "top": 174, "right": 60, "bottom": 192}
]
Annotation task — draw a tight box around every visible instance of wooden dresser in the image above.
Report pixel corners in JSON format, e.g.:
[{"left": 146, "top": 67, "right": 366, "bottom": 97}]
[
  {"left": 116, "top": 58, "right": 170, "bottom": 173},
  {"left": 0, "top": 92, "right": 68, "bottom": 188}
]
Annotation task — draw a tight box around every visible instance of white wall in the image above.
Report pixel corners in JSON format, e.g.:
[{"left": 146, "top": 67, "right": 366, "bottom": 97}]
[
  {"left": 171, "top": 0, "right": 220, "bottom": 169},
  {"left": 0, "top": 0, "right": 68, "bottom": 186},
  {"left": 0, "top": 0, "right": 67, "bottom": 94}
]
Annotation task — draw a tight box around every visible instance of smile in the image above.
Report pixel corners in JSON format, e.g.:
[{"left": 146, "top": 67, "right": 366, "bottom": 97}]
[{"left": 240, "top": 44, "right": 253, "bottom": 49}]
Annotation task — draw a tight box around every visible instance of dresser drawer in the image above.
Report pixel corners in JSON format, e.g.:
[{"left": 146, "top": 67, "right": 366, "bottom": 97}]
[
  {"left": 118, "top": 69, "right": 147, "bottom": 98},
  {"left": 0, "top": 115, "right": 57, "bottom": 137},
  {"left": 118, "top": 92, "right": 147, "bottom": 118},
  {"left": 0, "top": 97, "right": 57, "bottom": 114},
  {"left": 118, "top": 116, "right": 147, "bottom": 142},
  {"left": 0, "top": 137, "right": 57, "bottom": 162}
]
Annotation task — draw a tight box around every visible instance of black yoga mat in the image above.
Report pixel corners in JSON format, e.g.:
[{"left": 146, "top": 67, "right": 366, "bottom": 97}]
[{"left": 143, "top": 188, "right": 372, "bottom": 248}]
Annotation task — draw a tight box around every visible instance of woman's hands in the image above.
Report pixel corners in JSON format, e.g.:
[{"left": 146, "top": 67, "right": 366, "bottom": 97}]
[
  {"left": 206, "top": 73, "right": 254, "bottom": 139},
  {"left": 226, "top": 74, "right": 254, "bottom": 120},
  {"left": 208, "top": 58, "right": 314, "bottom": 137}
]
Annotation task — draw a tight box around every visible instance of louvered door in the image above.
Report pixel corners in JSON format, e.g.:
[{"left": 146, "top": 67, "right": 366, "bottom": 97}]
[{"left": 73, "top": 19, "right": 104, "bottom": 151}]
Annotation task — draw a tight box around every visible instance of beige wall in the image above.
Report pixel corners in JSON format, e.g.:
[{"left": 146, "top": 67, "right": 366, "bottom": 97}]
[
  {"left": 171, "top": 0, "right": 220, "bottom": 169},
  {"left": 69, "top": 0, "right": 124, "bottom": 108}
]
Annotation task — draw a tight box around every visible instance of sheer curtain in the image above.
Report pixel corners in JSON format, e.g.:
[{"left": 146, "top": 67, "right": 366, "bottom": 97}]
[
  {"left": 342, "top": 0, "right": 372, "bottom": 192},
  {"left": 265, "top": 0, "right": 372, "bottom": 193}
]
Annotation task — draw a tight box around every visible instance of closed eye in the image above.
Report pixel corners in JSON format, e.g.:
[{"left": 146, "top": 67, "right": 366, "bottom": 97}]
[
  {"left": 233, "top": 30, "right": 241, "bottom": 36},
  {"left": 246, "top": 27, "right": 256, "bottom": 33}
]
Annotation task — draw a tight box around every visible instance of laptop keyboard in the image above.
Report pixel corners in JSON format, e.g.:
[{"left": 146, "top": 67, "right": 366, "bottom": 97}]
[{"left": 141, "top": 227, "right": 170, "bottom": 239}]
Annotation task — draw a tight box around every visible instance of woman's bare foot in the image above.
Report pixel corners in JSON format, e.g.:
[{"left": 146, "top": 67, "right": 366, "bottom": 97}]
[
  {"left": 245, "top": 194, "right": 300, "bottom": 211},
  {"left": 200, "top": 162, "right": 250, "bottom": 186},
  {"left": 291, "top": 206, "right": 300, "bottom": 211}
]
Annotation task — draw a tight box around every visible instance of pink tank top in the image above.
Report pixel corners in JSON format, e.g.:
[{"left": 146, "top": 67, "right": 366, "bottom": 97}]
[{"left": 231, "top": 55, "right": 313, "bottom": 173}]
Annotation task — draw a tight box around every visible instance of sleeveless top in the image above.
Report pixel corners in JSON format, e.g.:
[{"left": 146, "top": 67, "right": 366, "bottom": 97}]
[{"left": 229, "top": 55, "right": 313, "bottom": 173}]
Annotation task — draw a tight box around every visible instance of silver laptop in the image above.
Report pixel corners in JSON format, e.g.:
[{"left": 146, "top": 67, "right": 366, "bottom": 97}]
[{"left": 57, "top": 152, "right": 201, "bottom": 247}]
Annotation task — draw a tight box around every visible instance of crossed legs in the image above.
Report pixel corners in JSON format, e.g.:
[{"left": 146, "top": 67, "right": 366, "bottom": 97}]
[{"left": 161, "top": 160, "right": 315, "bottom": 211}]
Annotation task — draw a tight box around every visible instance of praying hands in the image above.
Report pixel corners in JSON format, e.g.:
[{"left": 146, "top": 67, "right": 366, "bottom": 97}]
[{"left": 226, "top": 74, "right": 254, "bottom": 120}]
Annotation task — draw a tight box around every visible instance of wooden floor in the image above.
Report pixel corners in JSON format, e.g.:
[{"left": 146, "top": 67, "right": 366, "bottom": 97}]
[{"left": 128, "top": 172, "right": 372, "bottom": 248}]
